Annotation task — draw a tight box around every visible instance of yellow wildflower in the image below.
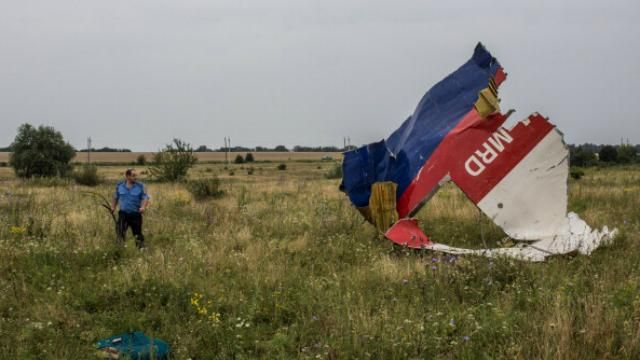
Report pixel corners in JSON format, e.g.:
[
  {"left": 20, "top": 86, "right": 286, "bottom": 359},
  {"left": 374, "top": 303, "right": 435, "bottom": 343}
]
[{"left": 10, "top": 226, "right": 26, "bottom": 235}]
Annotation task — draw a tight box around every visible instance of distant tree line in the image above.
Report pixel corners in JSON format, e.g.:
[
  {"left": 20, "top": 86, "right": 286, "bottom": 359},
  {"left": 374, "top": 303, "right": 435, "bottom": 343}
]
[
  {"left": 194, "top": 145, "right": 289, "bottom": 152},
  {"left": 78, "top": 147, "right": 132, "bottom": 152},
  {"left": 194, "top": 145, "right": 350, "bottom": 152},
  {"left": 570, "top": 143, "right": 639, "bottom": 166},
  {"left": 292, "top": 145, "right": 343, "bottom": 152},
  {"left": 2, "top": 142, "right": 356, "bottom": 153}
]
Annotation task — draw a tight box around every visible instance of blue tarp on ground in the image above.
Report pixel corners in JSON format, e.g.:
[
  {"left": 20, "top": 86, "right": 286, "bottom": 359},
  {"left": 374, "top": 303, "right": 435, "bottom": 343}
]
[{"left": 96, "top": 331, "right": 170, "bottom": 359}]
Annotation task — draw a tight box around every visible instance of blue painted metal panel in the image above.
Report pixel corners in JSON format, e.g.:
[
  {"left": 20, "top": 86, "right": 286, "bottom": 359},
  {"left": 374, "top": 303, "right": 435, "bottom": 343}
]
[{"left": 342, "top": 43, "right": 501, "bottom": 207}]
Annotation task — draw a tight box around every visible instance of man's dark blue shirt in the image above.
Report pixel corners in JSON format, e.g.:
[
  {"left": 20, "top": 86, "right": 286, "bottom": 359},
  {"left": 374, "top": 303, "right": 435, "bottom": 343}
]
[{"left": 113, "top": 181, "right": 150, "bottom": 214}]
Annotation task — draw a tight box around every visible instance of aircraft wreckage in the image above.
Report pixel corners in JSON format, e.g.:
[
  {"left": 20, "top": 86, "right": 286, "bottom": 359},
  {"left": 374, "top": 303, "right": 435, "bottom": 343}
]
[{"left": 341, "top": 43, "right": 616, "bottom": 261}]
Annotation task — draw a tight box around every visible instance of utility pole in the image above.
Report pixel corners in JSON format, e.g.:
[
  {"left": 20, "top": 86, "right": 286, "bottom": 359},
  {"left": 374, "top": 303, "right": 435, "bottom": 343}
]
[
  {"left": 224, "top": 137, "right": 228, "bottom": 165},
  {"left": 87, "top": 137, "right": 92, "bottom": 164},
  {"left": 224, "top": 136, "right": 231, "bottom": 165}
]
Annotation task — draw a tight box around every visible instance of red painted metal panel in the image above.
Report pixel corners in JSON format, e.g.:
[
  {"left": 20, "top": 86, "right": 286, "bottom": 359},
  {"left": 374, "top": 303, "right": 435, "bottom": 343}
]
[
  {"left": 450, "top": 113, "right": 554, "bottom": 203},
  {"left": 396, "top": 111, "right": 555, "bottom": 217},
  {"left": 385, "top": 219, "right": 433, "bottom": 249}
]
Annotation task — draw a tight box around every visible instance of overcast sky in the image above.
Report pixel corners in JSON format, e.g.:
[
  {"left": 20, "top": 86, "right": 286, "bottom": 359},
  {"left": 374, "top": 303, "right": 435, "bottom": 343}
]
[{"left": 1, "top": 0, "right": 638, "bottom": 151}]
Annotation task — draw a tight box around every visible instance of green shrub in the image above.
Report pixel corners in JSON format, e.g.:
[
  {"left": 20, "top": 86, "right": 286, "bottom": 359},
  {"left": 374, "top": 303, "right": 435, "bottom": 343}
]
[
  {"left": 73, "top": 164, "right": 102, "bottom": 186},
  {"left": 185, "top": 177, "right": 224, "bottom": 200},
  {"left": 149, "top": 139, "right": 198, "bottom": 182},
  {"left": 247, "top": 167, "right": 254, "bottom": 175},
  {"left": 234, "top": 155, "right": 245, "bottom": 164},
  {"left": 570, "top": 167, "right": 585, "bottom": 180},
  {"left": 0, "top": 162, "right": 7, "bottom": 167},
  {"left": 325, "top": 163, "right": 343, "bottom": 179},
  {"left": 245, "top": 153, "right": 254, "bottom": 162},
  {"left": 136, "top": 154, "right": 147, "bottom": 165},
  {"left": 277, "top": 163, "right": 287, "bottom": 171}
]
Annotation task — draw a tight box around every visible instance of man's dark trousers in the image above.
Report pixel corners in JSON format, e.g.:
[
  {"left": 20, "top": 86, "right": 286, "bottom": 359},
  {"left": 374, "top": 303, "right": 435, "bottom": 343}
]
[{"left": 117, "top": 211, "right": 145, "bottom": 248}]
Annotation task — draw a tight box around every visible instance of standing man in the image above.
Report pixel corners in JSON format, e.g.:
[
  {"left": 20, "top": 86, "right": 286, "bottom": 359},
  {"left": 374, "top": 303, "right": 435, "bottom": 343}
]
[{"left": 111, "top": 168, "right": 150, "bottom": 249}]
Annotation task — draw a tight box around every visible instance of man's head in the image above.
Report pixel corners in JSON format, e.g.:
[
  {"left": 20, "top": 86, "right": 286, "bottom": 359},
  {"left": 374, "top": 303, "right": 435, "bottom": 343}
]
[{"left": 125, "top": 168, "right": 138, "bottom": 183}]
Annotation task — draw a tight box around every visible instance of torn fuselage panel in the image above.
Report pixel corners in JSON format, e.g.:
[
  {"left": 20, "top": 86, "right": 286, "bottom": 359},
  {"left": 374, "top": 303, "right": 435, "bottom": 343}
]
[{"left": 341, "top": 42, "right": 616, "bottom": 261}]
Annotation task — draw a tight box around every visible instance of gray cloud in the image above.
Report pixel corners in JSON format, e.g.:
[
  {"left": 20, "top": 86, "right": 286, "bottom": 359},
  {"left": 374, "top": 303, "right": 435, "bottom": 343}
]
[{"left": 1, "top": 0, "right": 638, "bottom": 150}]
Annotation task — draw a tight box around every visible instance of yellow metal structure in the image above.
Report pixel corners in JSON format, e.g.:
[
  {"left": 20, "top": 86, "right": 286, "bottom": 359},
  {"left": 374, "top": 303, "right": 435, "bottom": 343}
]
[
  {"left": 368, "top": 182, "right": 399, "bottom": 233},
  {"left": 474, "top": 77, "right": 501, "bottom": 118}
]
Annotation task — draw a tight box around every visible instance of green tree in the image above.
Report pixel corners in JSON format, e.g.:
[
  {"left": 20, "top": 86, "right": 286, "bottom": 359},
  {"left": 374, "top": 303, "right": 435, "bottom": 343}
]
[
  {"left": 234, "top": 155, "right": 244, "bottom": 164},
  {"left": 617, "top": 145, "right": 637, "bottom": 164},
  {"left": 598, "top": 145, "right": 617, "bottom": 163},
  {"left": 9, "top": 124, "right": 76, "bottom": 178},
  {"left": 149, "top": 139, "right": 197, "bottom": 181},
  {"left": 570, "top": 146, "right": 597, "bottom": 167},
  {"left": 244, "top": 153, "right": 254, "bottom": 162}
]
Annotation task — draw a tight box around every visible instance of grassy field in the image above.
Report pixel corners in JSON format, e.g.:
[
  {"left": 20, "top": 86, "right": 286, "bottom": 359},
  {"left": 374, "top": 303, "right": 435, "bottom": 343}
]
[
  {"left": 0, "top": 152, "right": 342, "bottom": 164},
  {"left": 0, "top": 162, "right": 638, "bottom": 359}
]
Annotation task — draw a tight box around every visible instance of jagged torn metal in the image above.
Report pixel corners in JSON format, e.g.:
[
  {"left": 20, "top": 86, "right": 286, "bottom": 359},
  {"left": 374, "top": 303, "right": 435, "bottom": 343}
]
[{"left": 341, "top": 43, "right": 616, "bottom": 262}]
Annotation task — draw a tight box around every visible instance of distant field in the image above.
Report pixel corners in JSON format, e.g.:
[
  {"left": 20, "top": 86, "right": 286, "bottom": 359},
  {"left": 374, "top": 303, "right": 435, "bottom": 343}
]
[{"left": 0, "top": 151, "right": 342, "bottom": 163}]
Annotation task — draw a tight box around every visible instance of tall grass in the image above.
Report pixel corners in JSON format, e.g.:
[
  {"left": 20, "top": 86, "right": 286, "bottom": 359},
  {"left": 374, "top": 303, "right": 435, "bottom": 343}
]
[{"left": 0, "top": 164, "right": 638, "bottom": 358}]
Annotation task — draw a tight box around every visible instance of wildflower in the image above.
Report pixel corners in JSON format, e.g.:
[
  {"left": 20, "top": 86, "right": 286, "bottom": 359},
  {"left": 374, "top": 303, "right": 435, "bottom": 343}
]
[
  {"left": 208, "top": 313, "right": 221, "bottom": 324},
  {"left": 402, "top": 279, "right": 409, "bottom": 285},
  {"left": 9, "top": 226, "right": 26, "bottom": 235},
  {"left": 463, "top": 336, "right": 470, "bottom": 342},
  {"left": 191, "top": 292, "right": 220, "bottom": 326},
  {"left": 449, "top": 319, "right": 456, "bottom": 327}
]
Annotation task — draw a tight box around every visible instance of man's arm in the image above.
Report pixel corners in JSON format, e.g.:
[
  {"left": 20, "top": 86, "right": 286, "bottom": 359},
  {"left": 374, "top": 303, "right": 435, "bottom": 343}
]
[
  {"left": 140, "top": 198, "right": 150, "bottom": 213},
  {"left": 139, "top": 185, "right": 150, "bottom": 213},
  {"left": 111, "top": 184, "right": 119, "bottom": 213}
]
